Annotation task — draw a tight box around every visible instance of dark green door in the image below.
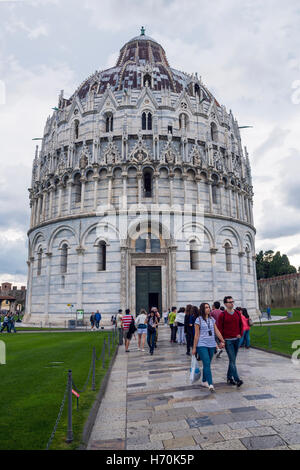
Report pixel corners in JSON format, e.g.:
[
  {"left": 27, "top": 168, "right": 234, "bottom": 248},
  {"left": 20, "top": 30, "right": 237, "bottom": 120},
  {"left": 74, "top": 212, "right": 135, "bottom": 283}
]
[{"left": 136, "top": 267, "right": 162, "bottom": 315}]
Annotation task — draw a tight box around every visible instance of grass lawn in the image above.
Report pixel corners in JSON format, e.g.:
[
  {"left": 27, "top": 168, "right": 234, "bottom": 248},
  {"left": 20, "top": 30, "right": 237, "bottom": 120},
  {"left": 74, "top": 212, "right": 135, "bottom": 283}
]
[
  {"left": 0, "top": 331, "right": 117, "bottom": 450},
  {"left": 259, "top": 307, "right": 300, "bottom": 324},
  {"left": 251, "top": 324, "right": 300, "bottom": 356}
]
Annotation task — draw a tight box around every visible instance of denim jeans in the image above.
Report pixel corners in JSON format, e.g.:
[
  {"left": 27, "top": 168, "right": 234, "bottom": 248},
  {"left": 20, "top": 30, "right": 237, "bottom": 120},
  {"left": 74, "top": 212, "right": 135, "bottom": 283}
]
[
  {"left": 177, "top": 326, "right": 185, "bottom": 344},
  {"left": 186, "top": 329, "right": 194, "bottom": 353},
  {"left": 196, "top": 346, "right": 215, "bottom": 385},
  {"left": 147, "top": 330, "right": 156, "bottom": 353},
  {"left": 170, "top": 324, "right": 177, "bottom": 342},
  {"left": 239, "top": 330, "right": 250, "bottom": 348},
  {"left": 225, "top": 339, "right": 240, "bottom": 381},
  {"left": 118, "top": 327, "right": 123, "bottom": 345}
]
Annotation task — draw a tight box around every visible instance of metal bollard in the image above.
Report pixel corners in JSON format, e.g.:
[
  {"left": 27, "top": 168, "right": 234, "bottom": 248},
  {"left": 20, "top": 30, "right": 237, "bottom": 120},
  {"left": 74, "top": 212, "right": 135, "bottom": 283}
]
[
  {"left": 66, "top": 370, "right": 73, "bottom": 443},
  {"left": 108, "top": 334, "right": 110, "bottom": 356},
  {"left": 92, "top": 347, "right": 96, "bottom": 391},
  {"left": 268, "top": 327, "right": 272, "bottom": 349}
]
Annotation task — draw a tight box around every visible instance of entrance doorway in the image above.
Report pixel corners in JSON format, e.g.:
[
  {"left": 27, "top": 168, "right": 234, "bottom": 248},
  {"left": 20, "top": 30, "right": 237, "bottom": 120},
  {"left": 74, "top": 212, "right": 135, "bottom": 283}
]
[{"left": 136, "top": 266, "right": 162, "bottom": 314}]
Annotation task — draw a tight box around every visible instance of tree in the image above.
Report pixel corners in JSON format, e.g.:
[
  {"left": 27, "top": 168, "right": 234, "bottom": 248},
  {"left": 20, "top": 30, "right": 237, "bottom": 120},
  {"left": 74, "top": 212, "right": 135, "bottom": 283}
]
[{"left": 256, "top": 250, "right": 297, "bottom": 279}]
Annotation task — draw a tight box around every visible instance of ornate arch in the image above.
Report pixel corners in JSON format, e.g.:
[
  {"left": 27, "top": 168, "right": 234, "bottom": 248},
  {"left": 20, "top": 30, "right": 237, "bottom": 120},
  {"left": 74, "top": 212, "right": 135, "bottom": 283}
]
[{"left": 48, "top": 225, "right": 78, "bottom": 252}]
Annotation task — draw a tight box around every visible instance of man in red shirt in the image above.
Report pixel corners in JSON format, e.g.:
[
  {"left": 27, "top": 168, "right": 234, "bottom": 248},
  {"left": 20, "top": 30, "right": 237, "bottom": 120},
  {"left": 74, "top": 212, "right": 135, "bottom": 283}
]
[{"left": 217, "top": 296, "right": 243, "bottom": 387}]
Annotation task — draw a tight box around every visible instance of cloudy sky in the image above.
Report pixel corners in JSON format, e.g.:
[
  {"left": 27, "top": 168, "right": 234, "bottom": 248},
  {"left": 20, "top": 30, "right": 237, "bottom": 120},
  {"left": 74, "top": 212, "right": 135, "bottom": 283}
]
[{"left": 0, "top": 0, "right": 300, "bottom": 286}]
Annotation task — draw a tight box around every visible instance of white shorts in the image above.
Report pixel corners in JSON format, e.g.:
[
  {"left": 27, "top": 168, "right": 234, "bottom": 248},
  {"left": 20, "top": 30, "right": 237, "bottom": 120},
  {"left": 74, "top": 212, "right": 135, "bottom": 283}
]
[{"left": 137, "top": 327, "right": 147, "bottom": 335}]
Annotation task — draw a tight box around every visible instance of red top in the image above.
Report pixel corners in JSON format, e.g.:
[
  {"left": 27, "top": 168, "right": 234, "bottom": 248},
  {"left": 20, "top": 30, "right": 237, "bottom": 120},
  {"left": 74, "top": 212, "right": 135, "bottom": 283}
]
[
  {"left": 241, "top": 314, "right": 250, "bottom": 332},
  {"left": 121, "top": 314, "right": 133, "bottom": 330},
  {"left": 211, "top": 309, "right": 223, "bottom": 322},
  {"left": 216, "top": 310, "right": 243, "bottom": 339}
]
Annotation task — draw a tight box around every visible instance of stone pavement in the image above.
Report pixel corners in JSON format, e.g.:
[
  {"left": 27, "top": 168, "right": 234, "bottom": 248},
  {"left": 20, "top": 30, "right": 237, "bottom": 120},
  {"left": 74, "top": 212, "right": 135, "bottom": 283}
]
[{"left": 88, "top": 325, "right": 300, "bottom": 450}]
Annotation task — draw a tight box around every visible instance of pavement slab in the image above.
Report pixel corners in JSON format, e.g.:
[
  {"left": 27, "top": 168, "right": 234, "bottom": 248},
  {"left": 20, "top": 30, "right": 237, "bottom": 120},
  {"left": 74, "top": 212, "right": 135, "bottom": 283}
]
[{"left": 88, "top": 325, "right": 300, "bottom": 450}]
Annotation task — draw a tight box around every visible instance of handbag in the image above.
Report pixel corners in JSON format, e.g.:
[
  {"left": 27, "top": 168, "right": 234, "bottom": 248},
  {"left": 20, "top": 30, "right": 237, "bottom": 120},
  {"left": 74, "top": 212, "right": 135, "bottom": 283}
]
[{"left": 248, "top": 318, "right": 253, "bottom": 327}]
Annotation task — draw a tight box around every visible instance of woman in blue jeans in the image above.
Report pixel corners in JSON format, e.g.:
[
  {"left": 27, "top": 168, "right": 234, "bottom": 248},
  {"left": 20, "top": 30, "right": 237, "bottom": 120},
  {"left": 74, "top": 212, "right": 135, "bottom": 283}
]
[
  {"left": 146, "top": 310, "right": 158, "bottom": 356},
  {"left": 192, "top": 303, "right": 225, "bottom": 392}
]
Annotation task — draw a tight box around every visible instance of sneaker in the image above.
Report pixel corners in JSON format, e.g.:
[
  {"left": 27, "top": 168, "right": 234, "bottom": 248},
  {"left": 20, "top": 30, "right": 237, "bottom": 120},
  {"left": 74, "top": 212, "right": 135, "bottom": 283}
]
[
  {"left": 186, "top": 352, "right": 191, "bottom": 356},
  {"left": 216, "top": 349, "right": 223, "bottom": 358},
  {"left": 227, "top": 378, "right": 236, "bottom": 385},
  {"left": 236, "top": 380, "right": 243, "bottom": 388},
  {"left": 200, "top": 382, "right": 209, "bottom": 388},
  {"left": 141, "top": 349, "right": 145, "bottom": 352},
  {"left": 125, "top": 350, "right": 130, "bottom": 353},
  {"left": 137, "top": 347, "right": 140, "bottom": 351},
  {"left": 209, "top": 385, "right": 215, "bottom": 393}
]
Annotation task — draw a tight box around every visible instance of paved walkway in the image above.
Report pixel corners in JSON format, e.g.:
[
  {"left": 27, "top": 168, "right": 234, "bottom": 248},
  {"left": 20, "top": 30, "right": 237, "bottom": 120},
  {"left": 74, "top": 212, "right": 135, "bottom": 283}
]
[{"left": 88, "top": 325, "right": 300, "bottom": 450}]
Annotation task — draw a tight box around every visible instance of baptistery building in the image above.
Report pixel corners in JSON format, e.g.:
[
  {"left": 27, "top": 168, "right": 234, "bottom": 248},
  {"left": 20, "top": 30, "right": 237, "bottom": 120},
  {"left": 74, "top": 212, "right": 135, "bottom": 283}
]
[{"left": 25, "top": 29, "right": 259, "bottom": 324}]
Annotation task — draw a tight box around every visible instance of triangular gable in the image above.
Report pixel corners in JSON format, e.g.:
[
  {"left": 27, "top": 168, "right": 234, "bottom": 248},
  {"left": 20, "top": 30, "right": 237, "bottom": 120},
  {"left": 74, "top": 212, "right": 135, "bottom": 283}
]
[
  {"left": 66, "top": 96, "right": 84, "bottom": 122},
  {"left": 136, "top": 86, "right": 159, "bottom": 110},
  {"left": 97, "top": 86, "right": 119, "bottom": 113},
  {"left": 174, "top": 90, "right": 194, "bottom": 115}
]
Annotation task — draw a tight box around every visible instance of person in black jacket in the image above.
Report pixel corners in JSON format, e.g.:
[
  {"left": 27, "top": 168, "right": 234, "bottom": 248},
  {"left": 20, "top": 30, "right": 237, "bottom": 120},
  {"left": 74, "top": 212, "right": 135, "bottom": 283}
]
[{"left": 184, "top": 304, "right": 196, "bottom": 356}]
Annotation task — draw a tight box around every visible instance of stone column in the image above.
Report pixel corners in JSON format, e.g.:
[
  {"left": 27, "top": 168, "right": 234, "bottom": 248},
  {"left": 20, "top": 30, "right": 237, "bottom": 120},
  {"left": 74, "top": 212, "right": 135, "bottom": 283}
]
[
  {"left": 183, "top": 174, "right": 188, "bottom": 205},
  {"left": 80, "top": 177, "right": 87, "bottom": 212},
  {"left": 208, "top": 180, "right": 213, "bottom": 213},
  {"left": 37, "top": 195, "right": 42, "bottom": 224},
  {"left": 41, "top": 191, "right": 47, "bottom": 221},
  {"left": 196, "top": 177, "right": 202, "bottom": 206},
  {"left": 210, "top": 248, "right": 218, "bottom": 301},
  {"left": 219, "top": 181, "right": 224, "bottom": 215},
  {"left": 67, "top": 181, "right": 73, "bottom": 214},
  {"left": 239, "top": 251, "right": 246, "bottom": 307},
  {"left": 107, "top": 174, "right": 112, "bottom": 207},
  {"left": 228, "top": 185, "right": 233, "bottom": 218},
  {"left": 235, "top": 189, "right": 240, "bottom": 219},
  {"left": 120, "top": 247, "right": 128, "bottom": 311},
  {"left": 93, "top": 175, "right": 99, "bottom": 211},
  {"left": 154, "top": 172, "right": 159, "bottom": 204},
  {"left": 170, "top": 246, "right": 177, "bottom": 306},
  {"left": 44, "top": 252, "right": 52, "bottom": 324},
  {"left": 57, "top": 183, "right": 63, "bottom": 217},
  {"left": 76, "top": 247, "right": 85, "bottom": 310},
  {"left": 30, "top": 200, "right": 35, "bottom": 228},
  {"left": 122, "top": 172, "right": 128, "bottom": 209},
  {"left": 169, "top": 173, "right": 174, "bottom": 207},
  {"left": 137, "top": 172, "right": 142, "bottom": 205}
]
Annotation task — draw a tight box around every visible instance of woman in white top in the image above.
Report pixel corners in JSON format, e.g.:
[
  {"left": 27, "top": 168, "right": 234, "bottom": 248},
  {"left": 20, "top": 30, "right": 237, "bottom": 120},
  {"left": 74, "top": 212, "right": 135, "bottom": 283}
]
[
  {"left": 175, "top": 307, "right": 186, "bottom": 344},
  {"left": 135, "top": 309, "right": 147, "bottom": 351}
]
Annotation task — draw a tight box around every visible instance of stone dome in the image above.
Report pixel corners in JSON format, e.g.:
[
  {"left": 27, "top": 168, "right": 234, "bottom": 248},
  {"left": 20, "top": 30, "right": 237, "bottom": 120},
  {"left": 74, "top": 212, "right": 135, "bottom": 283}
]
[{"left": 25, "top": 29, "right": 259, "bottom": 326}]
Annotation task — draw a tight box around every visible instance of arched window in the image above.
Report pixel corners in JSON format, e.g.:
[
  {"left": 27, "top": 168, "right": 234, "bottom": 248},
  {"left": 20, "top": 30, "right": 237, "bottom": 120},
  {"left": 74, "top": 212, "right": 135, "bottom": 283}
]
[
  {"left": 135, "top": 236, "right": 146, "bottom": 253},
  {"left": 74, "top": 120, "right": 79, "bottom": 140},
  {"left": 74, "top": 174, "right": 82, "bottom": 203},
  {"left": 105, "top": 113, "right": 113, "bottom": 132},
  {"left": 61, "top": 243, "right": 68, "bottom": 274},
  {"left": 195, "top": 83, "right": 200, "bottom": 98},
  {"left": 225, "top": 242, "right": 232, "bottom": 272},
  {"left": 210, "top": 122, "right": 218, "bottom": 142},
  {"left": 179, "top": 113, "right": 189, "bottom": 131},
  {"left": 190, "top": 240, "right": 200, "bottom": 270},
  {"left": 212, "top": 175, "right": 218, "bottom": 205},
  {"left": 97, "top": 241, "right": 106, "bottom": 271},
  {"left": 142, "top": 111, "right": 152, "bottom": 130},
  {"left": 143, "top": 73, "right": 152, "bottom": 88},
  {"left": 37, "top": 248, "right": 42, "bottom": 276},
  {"left": 143, "top": 169, "right": 152, "bottom": 197},
  {"left": 150, "top": 237, "right": 160, "bottom": 253}
]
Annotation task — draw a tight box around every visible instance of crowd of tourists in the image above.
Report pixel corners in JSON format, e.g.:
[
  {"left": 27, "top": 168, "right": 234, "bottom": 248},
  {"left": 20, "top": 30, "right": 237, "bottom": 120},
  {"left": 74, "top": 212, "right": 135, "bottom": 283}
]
[
  {"left": 115, "top": 296, "right": 253, "bottom": 392},
  {"left": 0, "top": 312, "right": 17, "bottom": 333}
]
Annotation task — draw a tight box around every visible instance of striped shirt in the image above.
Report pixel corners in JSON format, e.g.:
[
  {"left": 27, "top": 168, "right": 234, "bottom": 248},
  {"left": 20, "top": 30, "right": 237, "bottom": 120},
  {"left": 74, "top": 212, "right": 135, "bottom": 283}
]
[{"left": 121, "top": 314, "right": 133, "bottom": 330}]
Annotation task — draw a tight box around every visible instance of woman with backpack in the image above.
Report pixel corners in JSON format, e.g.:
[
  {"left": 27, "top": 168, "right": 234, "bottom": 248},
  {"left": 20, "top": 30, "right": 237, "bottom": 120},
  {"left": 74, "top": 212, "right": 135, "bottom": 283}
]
[{"left": 146, "top": 310, "right": 159, "bottom": 355}]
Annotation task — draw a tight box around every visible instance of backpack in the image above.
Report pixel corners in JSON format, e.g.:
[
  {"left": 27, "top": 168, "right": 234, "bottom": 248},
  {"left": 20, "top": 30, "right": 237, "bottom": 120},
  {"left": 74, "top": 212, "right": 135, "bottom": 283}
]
[{"left": 127, "top": 316, "right": 137, "bottom": 338}]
